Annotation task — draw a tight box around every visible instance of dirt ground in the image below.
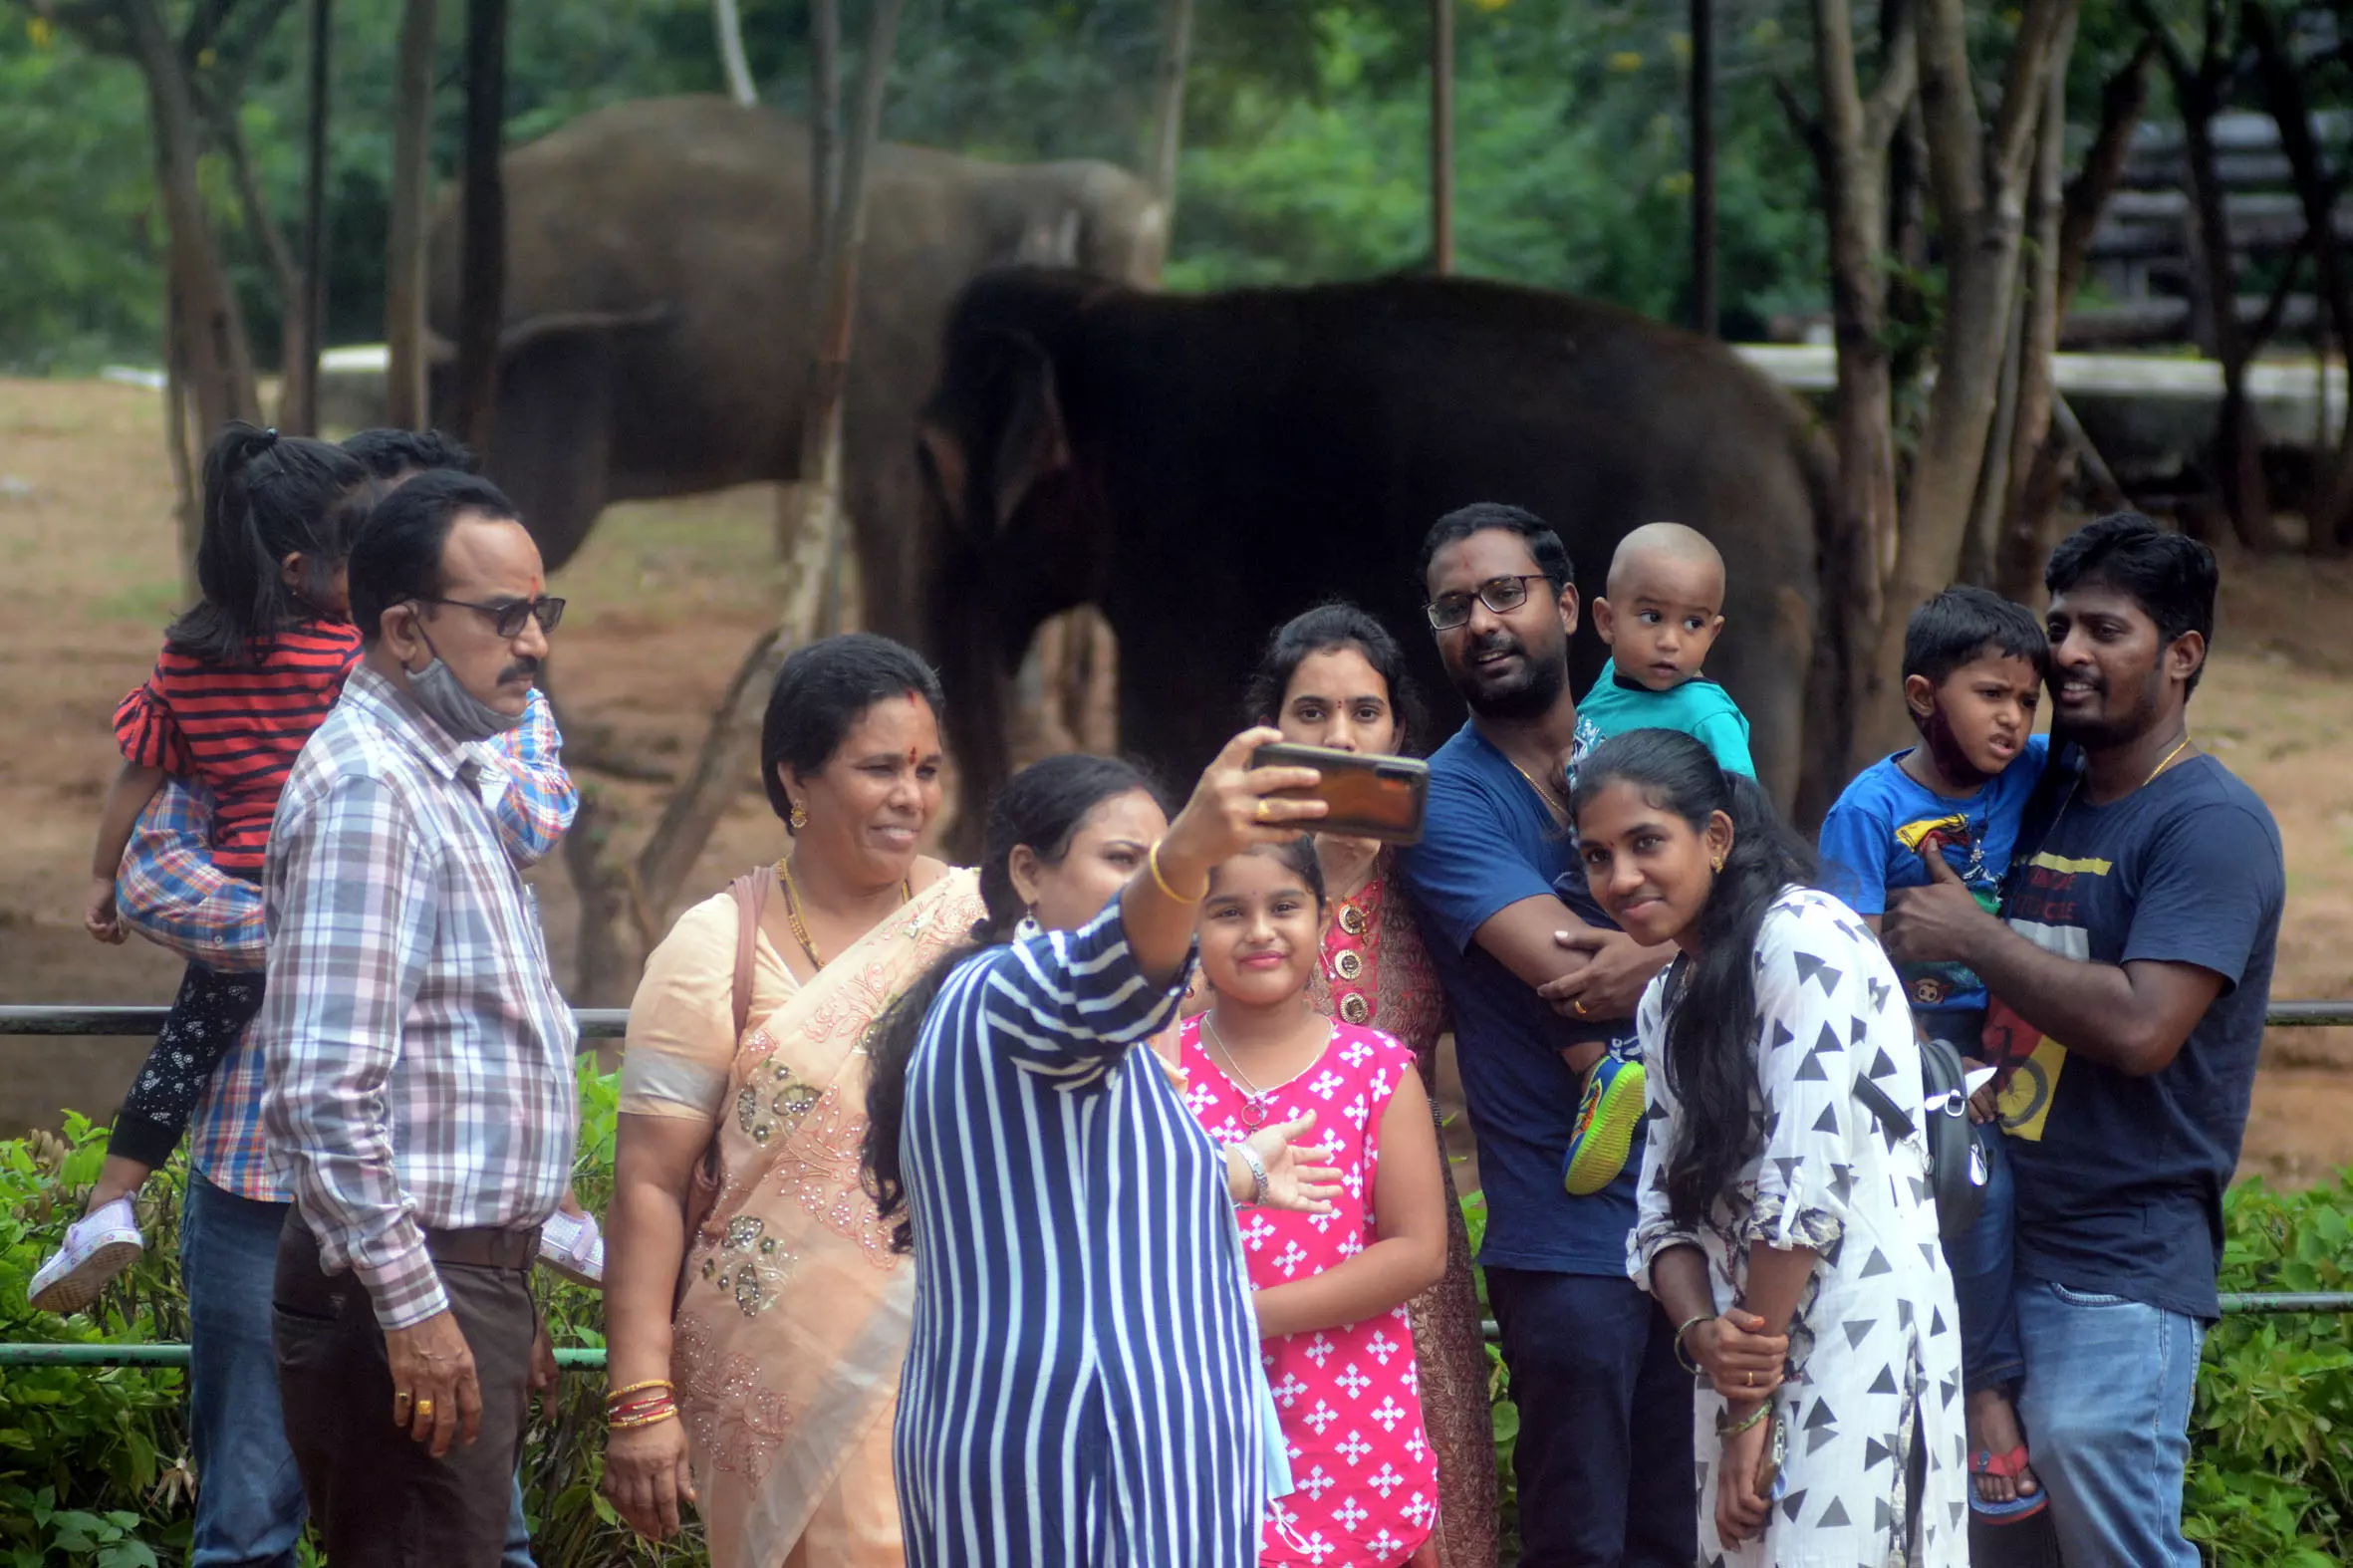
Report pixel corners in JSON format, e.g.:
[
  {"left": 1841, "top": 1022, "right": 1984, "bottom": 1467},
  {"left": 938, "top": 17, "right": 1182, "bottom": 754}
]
[{"left": 2, "top": 378, "right": 2349, "bottom": 1185}]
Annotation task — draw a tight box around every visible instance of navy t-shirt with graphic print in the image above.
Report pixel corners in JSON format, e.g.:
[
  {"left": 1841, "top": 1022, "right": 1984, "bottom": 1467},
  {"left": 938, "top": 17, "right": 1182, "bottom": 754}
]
[
  {"left": 1993, "top": 753, "right": 2283, "bottom": 1320},
  {"left": 1392, "top": 721, "right": 1639, "bottom": 1277}
]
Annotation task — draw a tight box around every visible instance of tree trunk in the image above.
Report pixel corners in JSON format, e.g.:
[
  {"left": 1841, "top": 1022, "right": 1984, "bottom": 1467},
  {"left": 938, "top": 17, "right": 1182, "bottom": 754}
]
[
  {"left": 576, "top": 0, "right": 907, "bottom": 992},
  {"left": 1430, "top": 0, "right": 1453, "bottom": 275},
  {"left": 714, "top": 0, "right": 757, "bottom": 107},
  {"left": 1858, "top": 0, "right": 2074, "bottom": 763},
  {"left": 1144, "top": 0, "right": 1194, "bottom": 216},
  {"left": 1996, "top": 17, "right": 2074, "bottom": 602},
  {"left": 2179, "top": 76, "right": 2279, "bottom": 551},
  {"left": 452, "top": 0, "right": 508, "bottom": 458},
  {"left": 1689, "top": 0, "right": 1716, "bottom": 336},
  {"left": 201, "top": 89, "right": 308, "bottom": 416},
  {"left": 162, "top": 292, "right": 200, "bottom": 603},
  {"left": 1962, "top": 287, "right": 2027, "bottom": 588},
  {"left": 2249, "top": 2, "right": 2353, "bottom": 554},
  {"left": 284, "top": 0, "right": 332, "bottom": 436},
  {"left": 124, "top": 0, "right": 261, "bottom": 439},
  {"left": 775, "top": 0, "right": 841, "bottom": 561},
  {"left": 385, "top": 0, "right": 439, "bottom": 431},
  {"left": 1803, "top": 0, "right": 1913, "bottom": 784}
]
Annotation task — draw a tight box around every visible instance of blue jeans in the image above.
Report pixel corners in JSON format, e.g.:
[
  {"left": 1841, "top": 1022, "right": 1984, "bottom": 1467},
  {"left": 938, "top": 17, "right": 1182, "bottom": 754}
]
[
  {"left": 180, "top": 1175, "right": 539, "bottom": 1567},
  {"left": 1945, "top": 1124, "right": 2026, "bottom": 1396},
  {"left": 1486, "top": 1267, "right": 1696, "bottom": 1568},
  {"left": 1919, "top": 1012, "right": 2026, "bottom": 1398},
  {"left": 2013, "top": 1277, "right": 2206, "bottom": 1568}
]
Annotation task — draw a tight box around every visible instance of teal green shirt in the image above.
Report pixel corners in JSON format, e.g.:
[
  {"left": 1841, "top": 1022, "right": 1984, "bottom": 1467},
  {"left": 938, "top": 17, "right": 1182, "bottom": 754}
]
[{"left": 1573, "top": 657, "right": 1756, "bottom": 777}]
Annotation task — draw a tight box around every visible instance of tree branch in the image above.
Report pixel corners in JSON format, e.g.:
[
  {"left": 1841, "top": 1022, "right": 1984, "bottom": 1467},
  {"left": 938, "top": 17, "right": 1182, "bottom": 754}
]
[
  {"left": 1989, "top": 0, "right": 2076, "bottom": 190},
  {"left": 1862, "top": 0, "right": 1919, "bottom": 153},
  {"left": 2129, "top": 0, "right": 2195, "bottom": 84},
  {"left": 1773, "top": 73, "right": 1831, "bottom": 172},
  {"left": 1914, "top": 0, "right": 1986, "bottom": 222},
  {"left": 2057, "top": 38, "right": 2156, "bottom": 307}
]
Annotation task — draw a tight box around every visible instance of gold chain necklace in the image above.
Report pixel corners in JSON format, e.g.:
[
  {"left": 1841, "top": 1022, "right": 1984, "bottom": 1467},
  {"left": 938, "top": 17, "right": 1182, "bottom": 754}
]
[
  {"left": 1504, "top": 751, "right": 1568, "bottom": 822},
  {"left": 2143, "top": 733, "right": 2195, "bottom": 786},
  {"left": 774, "top": 855, "right": 912, "bottom": 971},
  {"left": 2044, "top": 732, "right": 2196, "bottom": 845}
]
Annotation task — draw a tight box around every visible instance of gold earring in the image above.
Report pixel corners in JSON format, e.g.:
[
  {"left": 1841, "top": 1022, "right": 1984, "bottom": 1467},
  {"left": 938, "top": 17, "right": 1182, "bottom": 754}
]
[
  {"left": 789, "top": 799, "right": 808, "bottom": 831},
  {"left": 1710, "top": 854, "right": 1724, "bottom": 873}
]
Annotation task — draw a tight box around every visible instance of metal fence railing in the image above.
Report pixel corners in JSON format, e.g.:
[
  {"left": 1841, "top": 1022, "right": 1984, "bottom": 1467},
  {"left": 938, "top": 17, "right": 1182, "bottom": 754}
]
[{"left": 3, "top": 1000, "right": 2347, "bottom": 1372}]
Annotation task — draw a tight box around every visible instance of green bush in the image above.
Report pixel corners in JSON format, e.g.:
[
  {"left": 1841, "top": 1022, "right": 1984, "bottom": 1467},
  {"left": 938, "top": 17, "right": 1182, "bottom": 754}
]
[{"left": 6, "top": 1080, "right": 2349, "bottom": 1565}]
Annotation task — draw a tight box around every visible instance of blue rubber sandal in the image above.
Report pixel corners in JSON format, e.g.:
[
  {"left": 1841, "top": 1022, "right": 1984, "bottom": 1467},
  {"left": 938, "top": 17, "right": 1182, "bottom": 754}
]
[{"left": 1968, "top": 1445, "right": 2049, "bottom": 1522}]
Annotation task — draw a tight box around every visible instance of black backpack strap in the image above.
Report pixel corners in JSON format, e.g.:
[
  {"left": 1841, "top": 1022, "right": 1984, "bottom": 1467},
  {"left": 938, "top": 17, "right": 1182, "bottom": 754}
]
[{"left": 1850, "top": 1072, "right": 1916, "bottom": 1141}]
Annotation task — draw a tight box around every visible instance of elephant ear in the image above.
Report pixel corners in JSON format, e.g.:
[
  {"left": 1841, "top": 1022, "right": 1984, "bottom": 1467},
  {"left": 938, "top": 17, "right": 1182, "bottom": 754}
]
[{"left": 919, "top": 330, "right": 1069, "bottom": 539}]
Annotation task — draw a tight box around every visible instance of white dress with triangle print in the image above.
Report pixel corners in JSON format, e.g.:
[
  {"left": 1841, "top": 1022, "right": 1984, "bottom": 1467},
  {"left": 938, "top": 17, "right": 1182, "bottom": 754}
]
[{"left": 1630, "top": 887, "right": 1967, "bottom": 1568}]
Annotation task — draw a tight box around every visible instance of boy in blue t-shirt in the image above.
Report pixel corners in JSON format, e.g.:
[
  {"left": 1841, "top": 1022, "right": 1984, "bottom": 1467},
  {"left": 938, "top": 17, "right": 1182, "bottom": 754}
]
[
  {"left": 1817, "top": 584, "right": 2050, "bottom": 1522},
  {"left": 1573, "top": 522, "right": 1755, "bottom": 775}
]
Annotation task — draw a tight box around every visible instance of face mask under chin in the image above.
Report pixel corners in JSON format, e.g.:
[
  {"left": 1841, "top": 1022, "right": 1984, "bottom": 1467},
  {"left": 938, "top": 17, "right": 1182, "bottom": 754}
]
[{"left": 403, "top": 621, "right": 527, "bottom": 742}]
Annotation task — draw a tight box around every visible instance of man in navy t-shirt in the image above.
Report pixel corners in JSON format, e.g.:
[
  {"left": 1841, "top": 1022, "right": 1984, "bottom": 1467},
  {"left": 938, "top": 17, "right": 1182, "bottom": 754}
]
[
  {"left": 1884, "top": 514, "right": 2283, "bottom": 1568},
  {"left": 1392, "top": 504, "right": 1692, "bottom": 1567}
]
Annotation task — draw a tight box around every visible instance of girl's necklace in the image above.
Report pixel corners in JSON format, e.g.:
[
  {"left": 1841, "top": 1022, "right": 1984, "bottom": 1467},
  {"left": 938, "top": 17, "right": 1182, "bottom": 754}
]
[
  {"left": 1202, "top": 1011, "right": 1333, "bottom": 1130},
  {"left": 775, "top": 855, "right": 911, "bottom": 971}
]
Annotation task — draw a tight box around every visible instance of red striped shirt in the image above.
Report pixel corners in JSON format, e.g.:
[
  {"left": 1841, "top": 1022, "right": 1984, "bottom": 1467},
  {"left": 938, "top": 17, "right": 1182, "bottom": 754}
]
[{"left": 113, "top": 622, "right": 364, "bottom": 877}]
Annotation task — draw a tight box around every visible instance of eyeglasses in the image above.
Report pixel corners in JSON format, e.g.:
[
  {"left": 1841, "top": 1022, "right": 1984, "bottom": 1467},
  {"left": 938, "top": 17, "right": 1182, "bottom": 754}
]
[
  {"left": 419, "top": 595, "right": 567, "bottom": 640},
  {"left": 1425, "top": 574, "right": 1553, "bottom": 631}
]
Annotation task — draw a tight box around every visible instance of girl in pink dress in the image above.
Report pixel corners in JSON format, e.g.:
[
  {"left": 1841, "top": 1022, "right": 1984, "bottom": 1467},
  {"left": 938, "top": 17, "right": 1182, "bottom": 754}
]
[{"left": 1179, "top": 838, "right": 1450, "bottom": 1568}]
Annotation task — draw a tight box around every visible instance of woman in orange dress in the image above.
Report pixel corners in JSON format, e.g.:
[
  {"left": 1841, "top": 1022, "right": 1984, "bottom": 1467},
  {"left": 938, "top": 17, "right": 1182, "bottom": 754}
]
[{"left": 1244, "top": 603, "right": 1498, "bottom": 1568}]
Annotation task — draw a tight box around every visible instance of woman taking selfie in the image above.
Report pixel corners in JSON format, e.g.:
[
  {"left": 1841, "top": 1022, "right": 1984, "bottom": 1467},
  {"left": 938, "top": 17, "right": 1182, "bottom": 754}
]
[
  {"left": 601, "top": 635, "right": 983, "bottom": 1565},
  {"left": 1243, "top": 602, "right": 1495, "bottom": 1567},
  {"left": 1571, "top": 730, "right": 1963, "bottom": 1566},
  {"left": 863, "top": 732, "right": 1338, "bottom": 1568}
]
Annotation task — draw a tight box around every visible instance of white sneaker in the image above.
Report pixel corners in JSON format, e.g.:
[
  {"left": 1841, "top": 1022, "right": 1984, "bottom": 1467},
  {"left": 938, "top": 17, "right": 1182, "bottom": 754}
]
[
  {"left": 29, "top": 1198, "right": 144, "bottom": 1314},
  {"left": 538, "top": 1206, "right": 604, "bottom": 1287}
]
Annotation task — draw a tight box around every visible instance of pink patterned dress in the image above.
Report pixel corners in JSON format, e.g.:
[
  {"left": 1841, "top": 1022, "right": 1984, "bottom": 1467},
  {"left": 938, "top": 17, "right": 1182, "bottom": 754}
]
[{"left": 1178, "top": 1016, "right": 1439, "bottom": 1568}]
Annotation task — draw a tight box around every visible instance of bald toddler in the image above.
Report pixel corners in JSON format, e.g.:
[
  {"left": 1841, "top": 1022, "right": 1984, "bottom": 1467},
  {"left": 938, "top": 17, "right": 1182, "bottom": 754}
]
[{"left": 1574, "top": 521, "right": 1756, "bottom": 776}]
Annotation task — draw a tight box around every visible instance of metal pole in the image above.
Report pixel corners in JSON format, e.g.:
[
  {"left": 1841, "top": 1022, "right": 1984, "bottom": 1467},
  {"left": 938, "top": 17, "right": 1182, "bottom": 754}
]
[
  {"left": 293, "top": 0, "right": 332, "bottom": 433},
  {"left": 453, "top": 0, "right": 508, "bottom": 459},
  {"left": 1689, "top": 0, "right": 1716, "bottom": 336},
  {"left": 1430, "top": 0, "right": 1453, "bottom": 275}
]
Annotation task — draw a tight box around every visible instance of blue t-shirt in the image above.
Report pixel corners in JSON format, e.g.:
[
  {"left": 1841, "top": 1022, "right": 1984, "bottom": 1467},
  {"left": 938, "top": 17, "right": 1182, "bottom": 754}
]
[
  {"left": 1391, "top": 722, "right": 1639, "bottom": 1276},
  {"left": 1992, "top": 754, "right": 2283, "bottom": 1320},
  {"left": 1816, "top": 736, "right": 2049, "bottom": 1017},
  {"left": 1573, "top": 658, "right": 1755, "bottom": 777}
]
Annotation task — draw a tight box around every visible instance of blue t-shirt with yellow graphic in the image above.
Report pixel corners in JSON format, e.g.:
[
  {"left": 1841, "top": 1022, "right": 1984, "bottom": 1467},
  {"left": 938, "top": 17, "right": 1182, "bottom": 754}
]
[
  {"left": 1992, "top": 752, "right": 2282, "bottom": 1320},
  {"left": 1816, "top": 737, "right": 2049, "bottom": 1016}
]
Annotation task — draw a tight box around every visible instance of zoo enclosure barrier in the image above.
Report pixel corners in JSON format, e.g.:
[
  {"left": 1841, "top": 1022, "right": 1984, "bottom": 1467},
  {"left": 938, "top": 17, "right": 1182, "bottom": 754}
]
[{"left": 3, "top": 1000, "right": 2349, "bottom": 1371}]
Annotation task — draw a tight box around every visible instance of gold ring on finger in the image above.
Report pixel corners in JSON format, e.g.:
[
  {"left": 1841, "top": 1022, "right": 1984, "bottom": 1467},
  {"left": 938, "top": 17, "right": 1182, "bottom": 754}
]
[
  {"left": 1572, "top": 999, "right": 1588, "bottom": 1017},
  {"left": 1254, "top": 799, "right": 1273, "bottom": 823},
  {"left": 1744, "top": 1371, "right": 1754, "bottom": 1388},
  {"left": 414, "top": 1398, "right": 435, "bottom": 1416}
]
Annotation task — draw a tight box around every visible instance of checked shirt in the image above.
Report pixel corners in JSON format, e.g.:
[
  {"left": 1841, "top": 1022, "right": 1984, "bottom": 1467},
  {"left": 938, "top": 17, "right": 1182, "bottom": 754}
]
[{"left": 253, "top": 664, "right": 578, "bottom": 1328}]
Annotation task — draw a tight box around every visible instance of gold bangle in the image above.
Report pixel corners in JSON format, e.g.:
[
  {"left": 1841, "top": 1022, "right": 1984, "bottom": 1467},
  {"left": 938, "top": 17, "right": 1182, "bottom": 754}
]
[
  {"left": 1147, "top": 840, "right": 1206, "bottom": 904},
  {"left": 1672, "top": 1314, "right": 1710, "bottom": 1376},
  {"left": 605, "top": 1378, "right": 673, "bottom": 1406},
  {"left": 1714, "top": 1400, "right": 1770, "bottom": 1437}
]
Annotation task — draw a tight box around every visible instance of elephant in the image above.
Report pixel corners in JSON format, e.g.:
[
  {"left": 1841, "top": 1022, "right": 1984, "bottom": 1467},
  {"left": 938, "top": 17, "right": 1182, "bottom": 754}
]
[
  {"left": 914, "top": 267, "right": 1843, "bottom": 834},
  {"left": 424, "top": 95, "right": 1166, "bottom": 644}
]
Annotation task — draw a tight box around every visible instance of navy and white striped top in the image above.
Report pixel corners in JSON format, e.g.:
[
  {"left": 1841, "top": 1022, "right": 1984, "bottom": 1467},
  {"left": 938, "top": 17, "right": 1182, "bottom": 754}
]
[{"left": 895, "top": 899, "right": 1265, "bottom": 1567}]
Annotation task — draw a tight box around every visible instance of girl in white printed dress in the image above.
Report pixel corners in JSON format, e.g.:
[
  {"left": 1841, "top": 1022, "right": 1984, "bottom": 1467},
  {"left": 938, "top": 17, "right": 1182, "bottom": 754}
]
[{"left": 1178, "top": 837, "right": 1452, "bottom": 1567}]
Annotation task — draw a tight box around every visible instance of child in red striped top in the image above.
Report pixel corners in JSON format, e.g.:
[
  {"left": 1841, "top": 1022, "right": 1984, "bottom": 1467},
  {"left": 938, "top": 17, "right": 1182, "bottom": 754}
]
[{"left": 39, "top": 424, "right": 373, "bottom": 1314}]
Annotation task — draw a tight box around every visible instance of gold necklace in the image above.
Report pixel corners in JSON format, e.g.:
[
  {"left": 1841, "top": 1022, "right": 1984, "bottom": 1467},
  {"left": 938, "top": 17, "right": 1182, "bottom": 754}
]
[
  {"left": 774, "top": 855, "right": 912, "bottom": 971},
  {"left": 1504, "top": 751, "right": 1568, "bottom": 822},
  {"left": 2143, "top": 733, "right": 2195, "bottom": 787}
]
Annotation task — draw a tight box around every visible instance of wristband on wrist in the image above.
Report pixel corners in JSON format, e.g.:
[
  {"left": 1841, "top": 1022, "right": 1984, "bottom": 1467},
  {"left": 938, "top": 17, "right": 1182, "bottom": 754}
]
[
  {"left": 1672, "top": 1314, "right": 1710, "bottom": 1375},
  {"left": 1227, "top": 1141, "right": 1270, "bottom": 1206}
]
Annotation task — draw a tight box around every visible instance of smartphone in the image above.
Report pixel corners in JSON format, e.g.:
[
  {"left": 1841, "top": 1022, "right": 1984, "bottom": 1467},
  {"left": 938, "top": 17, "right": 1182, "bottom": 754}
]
[{"left": 1250, "top": 742, "right": 1430, "bottom": 846}]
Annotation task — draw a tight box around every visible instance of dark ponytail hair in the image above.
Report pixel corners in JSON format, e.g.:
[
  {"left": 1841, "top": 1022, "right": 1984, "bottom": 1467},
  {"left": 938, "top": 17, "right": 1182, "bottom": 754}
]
[
  {"left": 861, "top": 753, "right": 1172, "bottom": 1252},
  {"left": 1242, "top": 600, "right": 1428, "bottom": 756},
  {"left": 167, "top": 421, "right": 372, "bottom": 666},
  {"left": 1568, "top": 729, "right": 1818, "bottom": 1229}
]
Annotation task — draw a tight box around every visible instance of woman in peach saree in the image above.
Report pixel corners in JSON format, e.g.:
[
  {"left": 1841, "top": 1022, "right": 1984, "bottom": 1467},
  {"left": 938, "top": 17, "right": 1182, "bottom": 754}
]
[{"left": 601, "top": 636, "right": 985, "bottom": 1567}]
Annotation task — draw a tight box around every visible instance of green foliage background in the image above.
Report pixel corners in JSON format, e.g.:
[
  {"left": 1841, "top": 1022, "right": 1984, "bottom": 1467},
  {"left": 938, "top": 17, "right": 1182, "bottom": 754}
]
[
  {"left": 3, "top": 1065, "right": 2350, "bottom": 1564},
  {"left": 0, "top": 0, "right": 1831, "bottom": 374}
]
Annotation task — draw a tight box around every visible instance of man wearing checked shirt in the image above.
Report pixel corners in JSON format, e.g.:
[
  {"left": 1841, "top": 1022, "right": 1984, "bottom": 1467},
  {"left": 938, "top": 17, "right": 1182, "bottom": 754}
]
[
  {"left": 244, "top": 469, "right": 583, "bottom": 1565},
  {"left": 120, "top": 644, "right": 573, "bottom": 1562}
]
